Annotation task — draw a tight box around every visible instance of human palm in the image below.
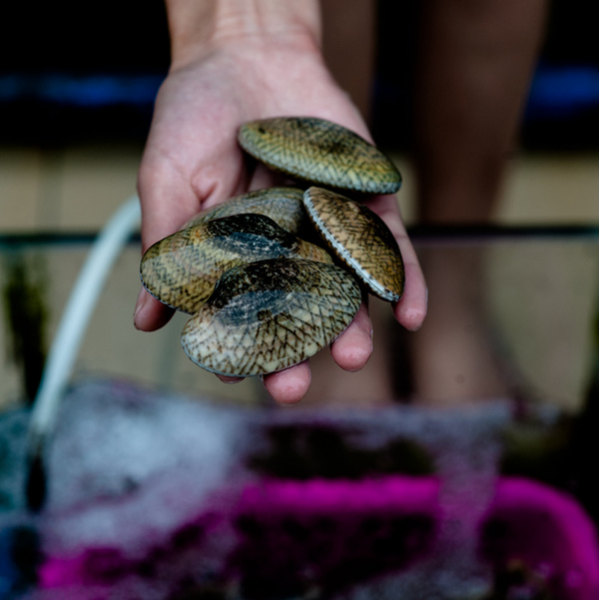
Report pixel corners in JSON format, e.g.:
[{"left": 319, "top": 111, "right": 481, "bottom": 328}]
[{"left": 135, "top": 40, "right": 426, "bottom": 404}]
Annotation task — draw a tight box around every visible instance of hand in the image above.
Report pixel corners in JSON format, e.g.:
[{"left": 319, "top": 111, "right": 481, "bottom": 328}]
[{"left": 134, "top": 32, "right": 427, "bottom": 404}]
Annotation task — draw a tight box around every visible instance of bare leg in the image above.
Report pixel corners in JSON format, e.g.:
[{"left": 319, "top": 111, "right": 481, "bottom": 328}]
[
  {"left": 415, "top": 0, "right": 547, "bottom": 224},
  {"left": 411, "top": 0, "right": 547, "bottom": 404}
]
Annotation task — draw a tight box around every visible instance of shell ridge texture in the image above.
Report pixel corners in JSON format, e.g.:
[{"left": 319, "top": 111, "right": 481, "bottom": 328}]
[
  {"left": 181, "top": 259, "right": 362, "bottom": 376},
  {"left": 143, "top": 115, "right": 406, "bottom": 380}
]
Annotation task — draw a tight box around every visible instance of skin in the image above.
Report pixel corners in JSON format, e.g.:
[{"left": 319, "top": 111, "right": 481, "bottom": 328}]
[
  {"left": 415, "top": 0, "right": 548, "bottom": 225},
  {"left": 410, "top": 0, "right": 547, "bottom": 403},
  {"left": 134, "top": 0, "right": 427, "bottom": 405}
]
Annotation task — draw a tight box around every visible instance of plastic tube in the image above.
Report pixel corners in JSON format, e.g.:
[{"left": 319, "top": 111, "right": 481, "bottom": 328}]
[{"left": 28, "top": 196, "right": 141, "bottom": 455}]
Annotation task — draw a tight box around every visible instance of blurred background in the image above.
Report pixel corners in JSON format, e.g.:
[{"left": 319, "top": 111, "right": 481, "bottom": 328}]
[
  {"left": 1, "top": 0, "right": 598, "bottom": 233},
  {"left": 2, "top": 2, "right": 599, "bottom": 598},
  {"left": 0, "top": 0, "right": 599, "bottom": 405},
  {"left": 1, "top": 0, "right": 598, "bottom": 407}
]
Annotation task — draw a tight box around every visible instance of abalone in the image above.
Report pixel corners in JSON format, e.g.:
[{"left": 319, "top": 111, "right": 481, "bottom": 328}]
[
  {"left": 184, "top": 187, "right": 306, "bottom": 234},
  {"left": 303, "top": 187, "right": 404, "bottom": 302},
  {"left": 238, "top": 117, "right": 402, "bottom": 195},
  {"left": 181, "top": 259, "right": 362, "bottom": 376},
  {"left": 139, "top": 116, "right": 408, "bottom": 379},
  {"left": 141, "top": 213, "right": 332, "bottom": 314}
]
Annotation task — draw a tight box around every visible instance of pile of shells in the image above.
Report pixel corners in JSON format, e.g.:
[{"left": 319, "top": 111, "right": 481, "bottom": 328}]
[{"left": 141, "top": 117, "right": 404, "bottom": 377}]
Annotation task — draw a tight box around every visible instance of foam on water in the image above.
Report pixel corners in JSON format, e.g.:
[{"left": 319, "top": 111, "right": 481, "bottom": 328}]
[
  {"left": 42, "top": 380, "right": 246, "bottom": 556},
  {"left": 2, "top": 380, "right": 598, "bottom": 599}
]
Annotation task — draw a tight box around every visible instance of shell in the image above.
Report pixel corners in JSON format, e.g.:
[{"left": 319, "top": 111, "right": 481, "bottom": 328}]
[
  {"left": 238, "top": 117, "right": 402, "bottom": 195},
  {"left": 181, "top": 258, "right": 362, "bottom": 376},
  {"left": 184, "top": 187, "right": 306, "bottom": 233},
  {"left": 303, "top": 187, "right": 405, "bottom": 302},
  {"left": 141, "top": 213, "right": 332, "bottom": 314}
]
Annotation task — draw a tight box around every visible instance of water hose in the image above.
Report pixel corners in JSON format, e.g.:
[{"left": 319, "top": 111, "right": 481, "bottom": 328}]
[{"left": 26, "top": 196, "right": 141, "bottom": 509}]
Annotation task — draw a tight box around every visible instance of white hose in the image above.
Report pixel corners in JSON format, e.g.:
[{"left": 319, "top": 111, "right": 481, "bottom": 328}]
[{"left": 28, "top": 196, "right": 141, "bottom": 452}]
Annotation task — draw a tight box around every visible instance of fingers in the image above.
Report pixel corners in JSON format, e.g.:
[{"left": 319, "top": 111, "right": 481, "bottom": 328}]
[
  {"left": 134, "top": 163, "right": 202, "bottom": 332},
  {"left": 209, "top": 190, "right": 419, "bottom": 405},
  {"left": 134, "top": 113, "right": 248, "bottom": 331},
  {"left": 394, "top": 250, "right": 428, "bottom": 332},
  {"left": 259, "top": 303, "right": 372, "bottom": 405},
  {"left": 214, "top": 362, "right": 312, "bottom": 402},
  {"left": 209, "top": 299, "right": 371, "bottom": 406},
  {"left": 134, "top": 289, "right": 175, "bottom": 332},
  {"left": 365, "top": 194, "right": 428, "bottom": 331},
  {"left": 330, "top": 302, "right": 373, "bottom": 371},
  {"left": 262, "top": 361, "right": 312, "bottom": 405}
]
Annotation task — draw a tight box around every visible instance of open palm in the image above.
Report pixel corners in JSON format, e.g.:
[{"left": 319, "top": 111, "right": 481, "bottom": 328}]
[{"left": 135, "top": 39, "right": 427, "bottom": 404}]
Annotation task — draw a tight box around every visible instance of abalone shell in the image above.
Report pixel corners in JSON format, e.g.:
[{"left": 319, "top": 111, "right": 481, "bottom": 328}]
[
  {"left": 141, "top": 213, "right": 332, "bottom": 313},
  {"left": 238, "top": 117, "right": 402, "bottom": 195},
  {"left": 181, "top": 258, "right": 362, "bottom": 376},
  {"left": 303, "top": 187, "right": 405, "bottom": 302},
  {"left": 184, "top": 187, "right": 306, "bottom": 233}
]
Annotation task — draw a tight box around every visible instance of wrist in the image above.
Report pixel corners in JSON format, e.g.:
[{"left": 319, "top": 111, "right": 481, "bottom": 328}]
[{"left": 166, "top": 0, "right": 322, "bottom": 70}]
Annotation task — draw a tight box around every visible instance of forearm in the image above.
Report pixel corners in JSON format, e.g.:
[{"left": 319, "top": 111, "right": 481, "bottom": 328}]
[{"left": 165, "top": 0, "right": 323, "bottom": 68}]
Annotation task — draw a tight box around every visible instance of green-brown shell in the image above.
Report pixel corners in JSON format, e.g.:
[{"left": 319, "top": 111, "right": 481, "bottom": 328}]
[
  {"left": 303, "top": 187, "right": 404, "bottom": 302},
  {"left": 140, "top": 213, "right": 332, "bottom": 313},
  {"left": 238, "top": 117, "right": 402, "bottom": 195},
  {"left": 184, "top": 187, "right": 306, "bottom": 234},
  {"left": 181, "top": 258, "right": 362, "bottom": 376},
  {"left": 139, "top": 115, "right": 408, "bottom": 379}
]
